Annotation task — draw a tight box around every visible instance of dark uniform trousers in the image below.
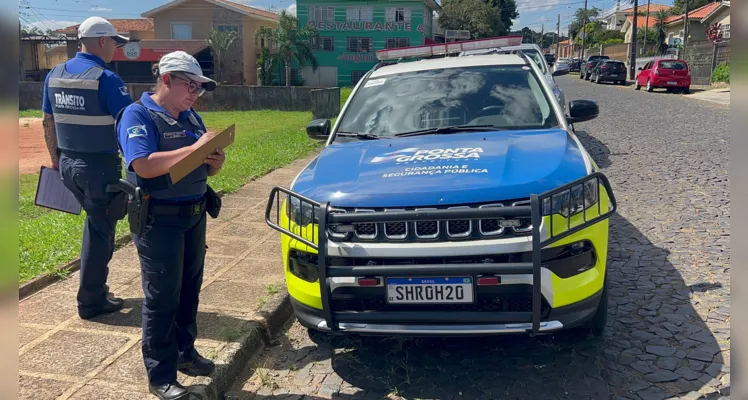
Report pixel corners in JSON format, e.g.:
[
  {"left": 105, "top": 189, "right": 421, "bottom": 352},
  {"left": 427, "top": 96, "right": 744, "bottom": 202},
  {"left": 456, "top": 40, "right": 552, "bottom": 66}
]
[
  {"left": 133, "top": 201, "right": 207, "bottom": 385},
  {"left": 59, "top": 151, "right": 122, "bottom": 309}
]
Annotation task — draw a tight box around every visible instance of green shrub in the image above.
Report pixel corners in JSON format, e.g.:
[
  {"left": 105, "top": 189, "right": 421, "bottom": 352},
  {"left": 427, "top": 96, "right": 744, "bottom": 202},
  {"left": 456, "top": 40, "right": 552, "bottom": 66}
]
[{"left": 712, "top": 62, "right": 730, "bottom": 83}]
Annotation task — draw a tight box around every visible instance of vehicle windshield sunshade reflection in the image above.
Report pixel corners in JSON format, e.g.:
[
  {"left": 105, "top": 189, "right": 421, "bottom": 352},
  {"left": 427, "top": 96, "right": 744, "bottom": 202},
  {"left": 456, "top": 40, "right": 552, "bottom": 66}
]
[{"left": 336, "top": 65, "right": 560, "bottom": 138}]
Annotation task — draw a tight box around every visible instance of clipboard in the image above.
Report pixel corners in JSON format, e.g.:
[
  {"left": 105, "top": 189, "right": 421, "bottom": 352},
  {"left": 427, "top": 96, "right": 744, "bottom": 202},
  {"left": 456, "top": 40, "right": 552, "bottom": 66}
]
[
  {"left": 34, "top": 166, "right": 82, "bottom": 215},
  {"left": 169, "top": 124, "right": 235, "bottom": 184}
]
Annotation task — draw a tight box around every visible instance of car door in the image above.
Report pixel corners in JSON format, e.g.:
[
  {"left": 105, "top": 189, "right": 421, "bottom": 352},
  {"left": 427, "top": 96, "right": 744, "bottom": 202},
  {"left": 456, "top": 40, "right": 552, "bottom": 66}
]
[{"left": 638, "top": 62, "right": 652, "bottom": 85}]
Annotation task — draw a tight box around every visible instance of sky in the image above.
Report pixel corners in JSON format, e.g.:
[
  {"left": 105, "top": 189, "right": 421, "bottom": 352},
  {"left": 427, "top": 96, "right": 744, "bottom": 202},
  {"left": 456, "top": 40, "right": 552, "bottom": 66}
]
[{"left": 19, "top": 0, "right": 674, "bottom": 36}]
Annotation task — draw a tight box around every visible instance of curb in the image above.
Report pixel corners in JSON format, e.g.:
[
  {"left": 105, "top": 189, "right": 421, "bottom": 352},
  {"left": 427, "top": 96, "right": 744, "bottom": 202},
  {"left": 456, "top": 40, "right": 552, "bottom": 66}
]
[
  {"left": 189, "top": 288, "right": 294, "bottom": 399},
  {"left": 19, "top": 189, "right": 228, "bottom": 301}
]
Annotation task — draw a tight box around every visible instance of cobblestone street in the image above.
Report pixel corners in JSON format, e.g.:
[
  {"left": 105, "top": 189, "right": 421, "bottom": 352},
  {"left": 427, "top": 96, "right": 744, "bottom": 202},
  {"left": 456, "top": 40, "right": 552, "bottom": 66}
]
[{"left": 227, "top": 77, "right": 730, "bottom": 400}]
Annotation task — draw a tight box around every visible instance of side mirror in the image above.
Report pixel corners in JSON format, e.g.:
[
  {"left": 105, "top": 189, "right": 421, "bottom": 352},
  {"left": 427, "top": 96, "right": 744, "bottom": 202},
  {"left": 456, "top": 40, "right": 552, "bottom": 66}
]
[
  {"left": 552, "top": 68, "right": 570, "bottom": 77},
  {"left": 567, "top": 100, "right": 599, "bottom": 124},
  {"left": 638, "top": 67, "right": 643, "bottom": 70},
  {"left": 306, "top": 119, "right": 331, "bottom": 140}
]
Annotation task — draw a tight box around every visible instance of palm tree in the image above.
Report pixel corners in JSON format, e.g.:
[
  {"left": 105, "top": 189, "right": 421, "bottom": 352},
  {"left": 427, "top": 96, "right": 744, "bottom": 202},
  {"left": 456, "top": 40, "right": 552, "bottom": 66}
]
[
  {"left": 654, "top": 10, "right": 669, "bottom": 54},
  {"left": 255, "top": 10, "right": 318, "bottom": 87},
  {"left": 208, "top": 29, "right": 240, "bottom": 83}
]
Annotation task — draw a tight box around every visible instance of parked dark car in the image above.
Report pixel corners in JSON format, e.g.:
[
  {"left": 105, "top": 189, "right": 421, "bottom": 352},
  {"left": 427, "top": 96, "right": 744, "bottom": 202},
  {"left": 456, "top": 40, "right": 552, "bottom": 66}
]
[
  {"left": 544, "top": 53, "right": 556, "bottom": 66},
  {"left": 590, "top": 60, "right": 628, "bottom": 85},
  {"left": 582, "top": 60, "right": 603, "bottom": 80},
  {"left": 579, "top": 55, "right": 610, "bottom": 80},
  {"left": 569, "top": 58, "right": 581, "bottom": 72}
]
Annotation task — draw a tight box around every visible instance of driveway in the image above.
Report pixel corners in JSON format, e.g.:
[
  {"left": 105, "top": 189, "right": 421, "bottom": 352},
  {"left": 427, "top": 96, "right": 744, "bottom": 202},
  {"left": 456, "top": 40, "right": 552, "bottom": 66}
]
[{"left": 227, "top": 76, "right": 731, "bottom": 400}]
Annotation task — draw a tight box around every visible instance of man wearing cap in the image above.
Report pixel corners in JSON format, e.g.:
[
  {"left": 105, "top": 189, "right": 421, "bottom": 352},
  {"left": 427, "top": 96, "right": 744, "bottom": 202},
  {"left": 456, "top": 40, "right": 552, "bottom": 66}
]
[
  {"left": 115, "top": 51, "right": 223, "bottom": 400},
  {"left": 42, "top": 16, "right": 133, "bottom": 320}
]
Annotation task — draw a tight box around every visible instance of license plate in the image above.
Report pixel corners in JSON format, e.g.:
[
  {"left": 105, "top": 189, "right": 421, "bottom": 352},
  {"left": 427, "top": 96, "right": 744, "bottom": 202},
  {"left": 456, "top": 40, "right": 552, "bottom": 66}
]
[
  {"left": 386, "top": 277, "right": 474, "bottom": 304},
  {"left": 667, "top": 81, "right": 677, "bottom": 85}
]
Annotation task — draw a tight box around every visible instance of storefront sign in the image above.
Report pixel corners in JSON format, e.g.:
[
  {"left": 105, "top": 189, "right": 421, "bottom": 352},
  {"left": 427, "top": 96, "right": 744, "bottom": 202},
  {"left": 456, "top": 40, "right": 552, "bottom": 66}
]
[
  {"left": 309, "top": 21, "right": 421, "bottom": 32},
  {"left": 337, "top": 52, "right": 376, "bottom": 63}
]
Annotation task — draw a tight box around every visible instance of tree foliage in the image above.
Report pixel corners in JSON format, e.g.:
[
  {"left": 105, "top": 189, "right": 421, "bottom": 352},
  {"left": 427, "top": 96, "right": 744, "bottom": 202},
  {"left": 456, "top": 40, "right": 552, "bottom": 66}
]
[
  {"left": 670, "top": 0, "right": 711, "bottom": 15},
  {"left": 654, "top": 10, "right": 670, "bottom": 53},
  {"left": 486, "top": 0, "right": 519, "bottom": 32},
  {"left": 569, "top": 7, "right": 601, "bottom": 41},
  {"left": 438, "top": 0, "right": 506, "bottom": 39},
  {"left": 254, "top": 10, "right": 318, "bottom": 87}
]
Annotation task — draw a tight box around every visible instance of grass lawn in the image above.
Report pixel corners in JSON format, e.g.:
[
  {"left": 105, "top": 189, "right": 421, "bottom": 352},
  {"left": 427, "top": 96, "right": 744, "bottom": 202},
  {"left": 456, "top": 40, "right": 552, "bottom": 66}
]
[
  {"left": 19, "top": 110, "right": 320, "bottom": 283},
  {"left": 19, "top": 109, "right": 43, "bottom": 118},
  {"left": 340, "top": 87, "right": 353, "bottom": 108}
]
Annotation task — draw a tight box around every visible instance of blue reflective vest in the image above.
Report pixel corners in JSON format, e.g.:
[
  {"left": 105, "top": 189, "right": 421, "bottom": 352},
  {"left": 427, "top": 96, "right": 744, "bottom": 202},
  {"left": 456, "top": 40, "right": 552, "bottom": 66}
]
[
  {"left": 116, "top": 101, "right": 208, "bottom": 200},
  {"left": 46, "top": 64, "right": 119, "bottom": 154}
]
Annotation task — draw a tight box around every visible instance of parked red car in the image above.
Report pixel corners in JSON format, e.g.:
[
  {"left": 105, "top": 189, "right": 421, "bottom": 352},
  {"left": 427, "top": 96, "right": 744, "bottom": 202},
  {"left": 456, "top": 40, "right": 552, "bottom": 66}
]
[{"left": 635, "top": 59, "right": 691, "bottom": 93}]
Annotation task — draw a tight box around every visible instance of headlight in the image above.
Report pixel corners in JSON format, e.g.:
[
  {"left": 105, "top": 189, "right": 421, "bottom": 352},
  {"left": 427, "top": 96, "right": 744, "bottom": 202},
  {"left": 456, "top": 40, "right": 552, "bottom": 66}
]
[
  {"left": 286, "top": 196, "right": 319, "bottom": 226},
  {"left": 543, "top": 176, "right": 599, "bottom": 218}
]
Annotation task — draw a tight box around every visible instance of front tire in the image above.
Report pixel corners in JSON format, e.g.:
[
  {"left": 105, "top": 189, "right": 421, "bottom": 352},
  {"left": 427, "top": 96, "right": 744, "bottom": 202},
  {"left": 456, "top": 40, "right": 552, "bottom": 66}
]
[
  {"left": 579, "top": 72, "right": 584, "bottom": 79},
  {"left": 583, "top": 276, "right": 609, "bottom": 337},
  {"left": 635, "top": 81, "right": 641, "bottom": 90}
]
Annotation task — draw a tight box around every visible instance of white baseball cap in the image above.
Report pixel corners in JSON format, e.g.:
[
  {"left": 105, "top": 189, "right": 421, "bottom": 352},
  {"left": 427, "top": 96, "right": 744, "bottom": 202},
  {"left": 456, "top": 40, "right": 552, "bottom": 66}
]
[
  {"left": 78, "top": 16, "right": 129, "bottom": 45},
  {"left": 158, "top": 51, "right": 217, "bottom": 91}
]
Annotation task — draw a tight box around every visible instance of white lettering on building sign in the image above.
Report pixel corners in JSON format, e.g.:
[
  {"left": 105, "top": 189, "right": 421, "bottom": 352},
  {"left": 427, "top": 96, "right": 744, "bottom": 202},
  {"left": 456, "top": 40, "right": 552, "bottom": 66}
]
[
  {"left": 381, "top": 165, "right": 489, "bottom": 178},
  {"left": 309, "top": 21, "right": 421, "bottom": 32},
  {"left": 371, "top": 147, "right": 483, "bottom": 164},
  {"left": 54, "top": 91, "right": 86, "bottom": 111}
]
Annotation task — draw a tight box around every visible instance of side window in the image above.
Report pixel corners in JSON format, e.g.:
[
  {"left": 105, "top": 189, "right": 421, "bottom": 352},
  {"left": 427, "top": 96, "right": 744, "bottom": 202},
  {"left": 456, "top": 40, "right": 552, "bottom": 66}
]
[{"left": 644, "top": 62, "right": 653, "bottom": 70}]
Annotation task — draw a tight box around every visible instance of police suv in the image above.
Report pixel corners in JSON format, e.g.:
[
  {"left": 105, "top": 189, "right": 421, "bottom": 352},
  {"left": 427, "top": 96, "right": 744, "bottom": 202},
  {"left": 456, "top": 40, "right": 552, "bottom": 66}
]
[{"left": 266, "top": 51, "right": 617, "bottom": 338}]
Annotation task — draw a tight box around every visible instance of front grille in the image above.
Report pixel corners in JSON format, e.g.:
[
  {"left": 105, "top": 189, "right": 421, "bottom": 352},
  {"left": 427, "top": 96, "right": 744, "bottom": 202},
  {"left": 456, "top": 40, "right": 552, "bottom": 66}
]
[{"left": 329, "top": 201, "right": 533, "bottom": 243}]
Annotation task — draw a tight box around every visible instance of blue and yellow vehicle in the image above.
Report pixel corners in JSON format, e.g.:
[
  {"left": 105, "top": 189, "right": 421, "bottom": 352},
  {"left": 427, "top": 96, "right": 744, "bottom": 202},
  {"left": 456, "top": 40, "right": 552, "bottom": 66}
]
[{"left": 265, "top": 50, "right": 617, "bottom": 337}]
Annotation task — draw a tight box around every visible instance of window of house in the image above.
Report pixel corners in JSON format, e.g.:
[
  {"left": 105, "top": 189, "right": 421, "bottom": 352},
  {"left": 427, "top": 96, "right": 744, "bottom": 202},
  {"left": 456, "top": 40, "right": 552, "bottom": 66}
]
[
  {"left": 311, "top": 36, "right": 335, "bottom": 51},
  {"left": 309, "top": 6, "right": 335, "bottom": 21},
  {"left": 385, "top": 38, "right": 409, "bottom": 49},
  {"left": 216, "top": 24, "right": 239, "bottom": 32},
  {"left": 723, "top": 24, "right": 730, "bottom": 39},
  {"left": 347, "top": 37, "right": 371, "bottom": 52},
  {"left": 386, "top": 7, "right": 411, "bottom": 23},
  {"left": 347, "top": 6, "right": 373, "bottom": 22},
  {"left": 351, "top": 70, "right": 367, "bottom": 85},
  {"left": 171, "top": 23, "right": 192, "bottom": 39}
]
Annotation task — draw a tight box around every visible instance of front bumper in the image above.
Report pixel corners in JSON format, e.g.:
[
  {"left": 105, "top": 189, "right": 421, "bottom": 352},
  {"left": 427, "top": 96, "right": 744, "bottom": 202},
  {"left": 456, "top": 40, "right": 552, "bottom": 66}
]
[
  {"left": 291, "top": 288, "right": 602, "bottom": 336},
  {"left": 266, "top": 173, "right": 617, "bottom": 336}
]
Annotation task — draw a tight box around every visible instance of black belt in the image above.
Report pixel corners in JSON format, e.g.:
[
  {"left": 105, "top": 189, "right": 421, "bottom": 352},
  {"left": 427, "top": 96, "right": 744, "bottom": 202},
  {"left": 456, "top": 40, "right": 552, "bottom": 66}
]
[{"left": 150, "top": 197, "right": 207, "bottom": 217}]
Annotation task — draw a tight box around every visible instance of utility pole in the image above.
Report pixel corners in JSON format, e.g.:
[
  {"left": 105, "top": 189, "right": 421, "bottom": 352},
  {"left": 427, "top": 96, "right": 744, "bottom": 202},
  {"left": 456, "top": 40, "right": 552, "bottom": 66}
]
[
  {"left": 556, "top": 14, "right": 561, "bottom": 56},
  {"left": 629, "top": 0, "right": 638, "bottom": 79},
  {"left": 683, "top": 0, "right": 690, "bottom": 58},
  {"left": 540, "top": 24, "right": 544, "bottom": 48},
  {"left": 642, "top": 0, "right": 651, "bottom": 55},
  {"left": 580, "top": 0, "right": 588, "bottom": 61}
]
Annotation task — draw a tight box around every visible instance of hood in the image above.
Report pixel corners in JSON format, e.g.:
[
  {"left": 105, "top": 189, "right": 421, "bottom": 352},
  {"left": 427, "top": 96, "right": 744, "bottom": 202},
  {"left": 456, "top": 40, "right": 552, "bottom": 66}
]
[{"left": 291, "top": 129, "right": 590, "bottom": 208}]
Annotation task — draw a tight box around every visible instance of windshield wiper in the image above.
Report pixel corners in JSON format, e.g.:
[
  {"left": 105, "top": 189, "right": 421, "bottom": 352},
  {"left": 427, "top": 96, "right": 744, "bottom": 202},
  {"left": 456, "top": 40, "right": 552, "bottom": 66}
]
[
  {"left": 394, "top": 125, "right": 505, "bottom": 137},
  {"left": 335, "top": 131, "right": 382, "bottom": 140}
]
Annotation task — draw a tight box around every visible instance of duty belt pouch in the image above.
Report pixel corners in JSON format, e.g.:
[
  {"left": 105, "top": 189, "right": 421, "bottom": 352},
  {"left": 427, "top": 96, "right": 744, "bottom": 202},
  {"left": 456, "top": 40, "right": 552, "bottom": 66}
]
[{"left": 205, "top": 185, "right": 221, "bottom": 219}]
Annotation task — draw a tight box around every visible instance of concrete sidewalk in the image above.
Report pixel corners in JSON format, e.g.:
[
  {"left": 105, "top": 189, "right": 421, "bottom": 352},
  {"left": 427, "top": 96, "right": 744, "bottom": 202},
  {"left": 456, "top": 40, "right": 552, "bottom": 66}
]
[
  {"left": 19, "top": 152, "right": 318, "bottom": 400},
  {"left": 685, "top": 87, "right": 730, "bottom": 105}
]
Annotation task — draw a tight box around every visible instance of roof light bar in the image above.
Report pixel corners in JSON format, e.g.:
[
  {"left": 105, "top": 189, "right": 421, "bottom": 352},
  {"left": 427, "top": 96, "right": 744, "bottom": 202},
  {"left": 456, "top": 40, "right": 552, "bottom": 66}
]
[{"left": 375, "top": 35, "right": 523, "bottom": 61}]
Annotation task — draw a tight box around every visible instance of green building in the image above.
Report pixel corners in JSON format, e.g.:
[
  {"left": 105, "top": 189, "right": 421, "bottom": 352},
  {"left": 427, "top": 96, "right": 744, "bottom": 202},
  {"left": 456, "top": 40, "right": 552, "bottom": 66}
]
[{"left": 295, "top": 0, "right": 441, "bottom": 87}]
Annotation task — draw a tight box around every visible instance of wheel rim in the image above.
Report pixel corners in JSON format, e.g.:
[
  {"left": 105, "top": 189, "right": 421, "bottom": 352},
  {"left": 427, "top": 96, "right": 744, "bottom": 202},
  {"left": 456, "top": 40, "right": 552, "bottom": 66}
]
[{"left": 647, "top": 80, "right": 651, "bottom": 91}]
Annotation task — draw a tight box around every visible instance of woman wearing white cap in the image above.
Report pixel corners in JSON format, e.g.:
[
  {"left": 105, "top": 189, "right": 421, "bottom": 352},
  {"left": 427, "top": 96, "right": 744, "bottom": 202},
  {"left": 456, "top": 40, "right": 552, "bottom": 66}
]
[{"left": 115, "top": 51, "right": 224, "bottom": 400}]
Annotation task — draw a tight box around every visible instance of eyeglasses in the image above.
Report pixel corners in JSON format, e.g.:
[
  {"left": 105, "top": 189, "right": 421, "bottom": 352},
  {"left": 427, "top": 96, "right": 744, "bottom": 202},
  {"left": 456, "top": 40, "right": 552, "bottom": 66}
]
[{"left": 172, "top": 75, "right": 206, "bottom": 97}]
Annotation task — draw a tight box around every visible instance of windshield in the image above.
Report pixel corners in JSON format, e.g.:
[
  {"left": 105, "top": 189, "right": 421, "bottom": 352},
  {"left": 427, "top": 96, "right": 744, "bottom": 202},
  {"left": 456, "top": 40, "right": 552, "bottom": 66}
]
[
  {"left": 336, "top": 65, "right": 560, "bottom": 137},
  {"left": 522, "top": 49, "right": 547, "bottom": 73},
  {"left": 659, "top": 60, "right": 687, "bottom": 70}
]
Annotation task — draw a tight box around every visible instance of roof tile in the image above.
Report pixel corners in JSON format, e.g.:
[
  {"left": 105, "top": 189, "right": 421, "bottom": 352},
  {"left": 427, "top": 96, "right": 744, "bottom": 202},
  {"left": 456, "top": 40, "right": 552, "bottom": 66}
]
[
  {"left": 56, "top": 18, "right": 153, "bottom": 34},
  {"left": 620, "top": 3, "right": 672, "bottom": 14}
]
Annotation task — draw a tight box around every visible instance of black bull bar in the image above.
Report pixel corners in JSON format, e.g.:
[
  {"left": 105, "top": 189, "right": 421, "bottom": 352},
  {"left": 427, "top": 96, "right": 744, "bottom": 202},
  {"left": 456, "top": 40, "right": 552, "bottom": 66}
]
[{"left": 265, "top": 172, "right": 617, "bottom": 336}]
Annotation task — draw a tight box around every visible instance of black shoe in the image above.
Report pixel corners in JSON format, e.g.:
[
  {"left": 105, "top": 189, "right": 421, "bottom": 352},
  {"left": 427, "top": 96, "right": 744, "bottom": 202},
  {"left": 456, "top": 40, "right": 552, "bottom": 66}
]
[
  {"left": 177, "top": 355, "right": 215, "bottom": 377},
  {"left": 148, "top": 381, "right": 189, "bottom": 400},
  {"left": 78, "top": 296, "right": 124, "bottom": 320}
]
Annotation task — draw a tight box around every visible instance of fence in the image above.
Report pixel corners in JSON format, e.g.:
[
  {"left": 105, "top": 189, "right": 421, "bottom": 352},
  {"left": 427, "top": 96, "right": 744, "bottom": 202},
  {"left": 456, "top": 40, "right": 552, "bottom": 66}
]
[{"left": 19, "top": 82, "right": 341, "bottom": 115}]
